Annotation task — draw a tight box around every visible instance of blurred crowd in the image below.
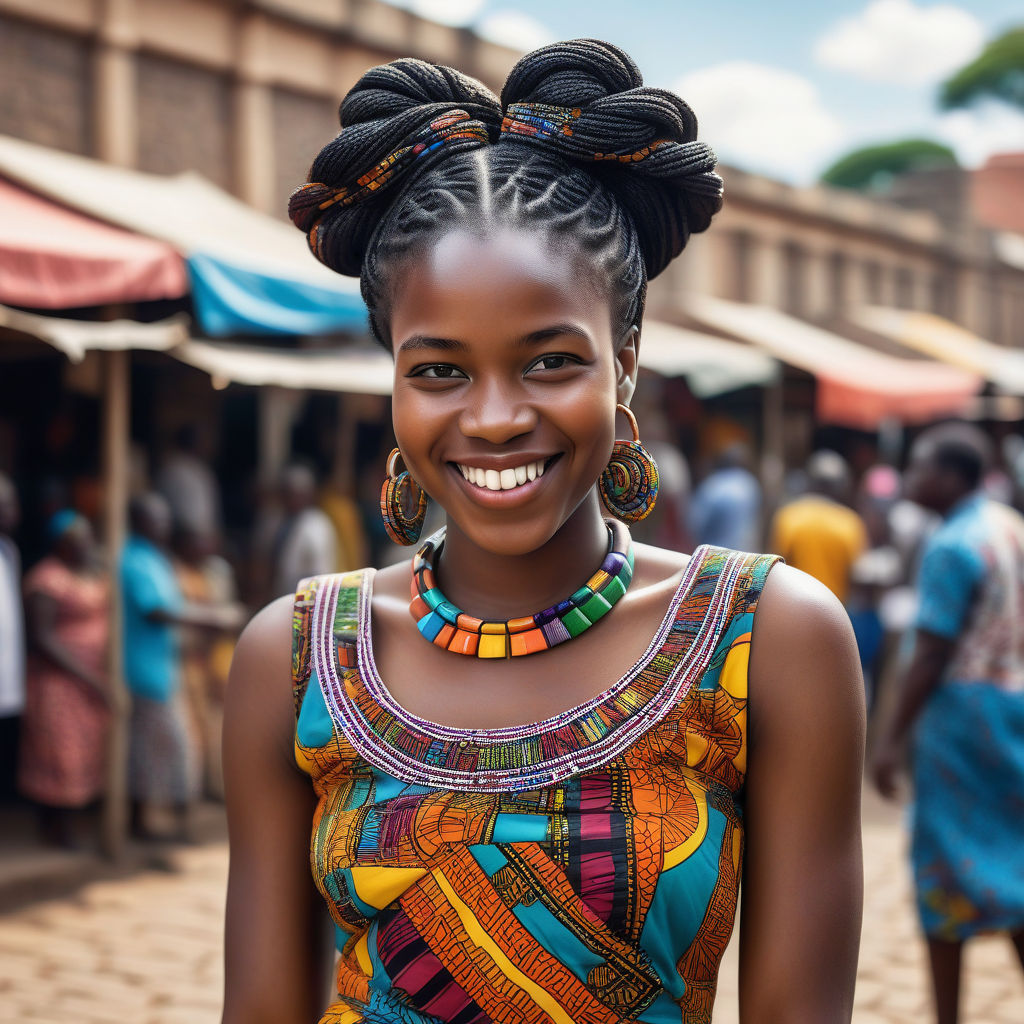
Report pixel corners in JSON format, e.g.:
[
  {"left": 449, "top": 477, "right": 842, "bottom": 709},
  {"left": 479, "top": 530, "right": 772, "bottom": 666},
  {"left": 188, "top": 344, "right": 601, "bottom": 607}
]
[{"left": 1, "top": 416, "right": 1023, "bottom": 857}]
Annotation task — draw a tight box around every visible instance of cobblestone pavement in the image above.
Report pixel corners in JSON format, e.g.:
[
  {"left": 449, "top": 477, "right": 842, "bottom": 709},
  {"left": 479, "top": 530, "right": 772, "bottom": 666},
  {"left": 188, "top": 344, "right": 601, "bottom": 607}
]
[{"left": 1, "top": 790, "right": 1022, "bottom": 1023}]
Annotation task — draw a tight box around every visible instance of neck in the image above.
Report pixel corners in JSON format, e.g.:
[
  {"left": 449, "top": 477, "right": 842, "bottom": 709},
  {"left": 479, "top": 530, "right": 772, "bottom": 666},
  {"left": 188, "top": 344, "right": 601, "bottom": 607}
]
[
  {"left": 433, "top": 495, "right": 613, "bottom": 620},
  {"left": 941, "top": 489, "right": 977, "bottom": 517}
]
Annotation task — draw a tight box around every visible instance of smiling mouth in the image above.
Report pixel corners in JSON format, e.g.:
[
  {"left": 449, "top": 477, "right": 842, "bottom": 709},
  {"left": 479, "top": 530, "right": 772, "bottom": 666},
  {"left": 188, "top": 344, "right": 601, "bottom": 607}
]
[{"left": 452, "top": 456, "right": 560, "bottom": 493}]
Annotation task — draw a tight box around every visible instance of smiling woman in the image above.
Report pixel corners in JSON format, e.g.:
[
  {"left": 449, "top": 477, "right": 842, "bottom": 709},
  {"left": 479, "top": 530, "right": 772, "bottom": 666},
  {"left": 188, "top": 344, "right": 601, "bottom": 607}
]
[{"left": 222, "top": 39, "right": 865, "bottom": 1024}]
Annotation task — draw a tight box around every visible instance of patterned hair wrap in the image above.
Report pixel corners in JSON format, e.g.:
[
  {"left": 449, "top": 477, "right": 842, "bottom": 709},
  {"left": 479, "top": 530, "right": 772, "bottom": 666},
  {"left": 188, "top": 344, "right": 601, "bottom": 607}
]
[
  {"left": 288, "top": 109, "right": 491, "bottom": 247},
  {"left": 501, "top": 101, "right": 668, "bottom": 165}
]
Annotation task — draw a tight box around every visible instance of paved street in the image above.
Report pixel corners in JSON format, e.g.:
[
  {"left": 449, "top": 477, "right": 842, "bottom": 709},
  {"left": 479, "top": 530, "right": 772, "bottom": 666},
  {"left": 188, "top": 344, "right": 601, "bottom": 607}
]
[{"left": 1, "top": 790, "right": 1022, "bottom": 1023}]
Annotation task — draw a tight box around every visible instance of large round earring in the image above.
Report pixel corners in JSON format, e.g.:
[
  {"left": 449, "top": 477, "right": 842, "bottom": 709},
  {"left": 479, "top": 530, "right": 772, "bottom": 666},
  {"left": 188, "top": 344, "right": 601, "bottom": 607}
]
[
  {"left": 599, "top": 404, "right": 659, "bottom": 524},
  {"left": 380, "top": 447, "right": 428, "bottom": 545}
]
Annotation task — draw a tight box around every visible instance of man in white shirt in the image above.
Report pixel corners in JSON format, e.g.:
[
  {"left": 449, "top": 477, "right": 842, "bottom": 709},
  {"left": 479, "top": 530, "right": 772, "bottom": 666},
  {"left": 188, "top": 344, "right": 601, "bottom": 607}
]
[
  {"left": 156, "top": 425, "right": 221, "bottom": 537},
  {"left": 272, "top": 464, "right": 337, "bottom": 597}
]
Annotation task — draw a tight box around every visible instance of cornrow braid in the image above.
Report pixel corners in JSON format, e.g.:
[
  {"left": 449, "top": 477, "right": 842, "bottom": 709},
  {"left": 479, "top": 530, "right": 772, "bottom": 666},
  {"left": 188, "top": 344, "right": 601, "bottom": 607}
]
[{"left": 289, "top": 39, "right": 723, "bottom": 347}]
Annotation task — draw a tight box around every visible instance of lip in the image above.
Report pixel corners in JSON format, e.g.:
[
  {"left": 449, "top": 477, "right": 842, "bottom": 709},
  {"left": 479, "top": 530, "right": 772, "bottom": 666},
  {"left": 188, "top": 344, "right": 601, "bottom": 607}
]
[{"left": 447, "top": 454, "right": 562, "bottom": 508}]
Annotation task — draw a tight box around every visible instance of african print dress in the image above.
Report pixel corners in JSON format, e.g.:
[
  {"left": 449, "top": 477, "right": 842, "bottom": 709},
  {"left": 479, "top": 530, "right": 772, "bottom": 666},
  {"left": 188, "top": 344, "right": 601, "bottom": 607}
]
[{"left": 292, "top": 545, "right": 779, "bottom": 1023}]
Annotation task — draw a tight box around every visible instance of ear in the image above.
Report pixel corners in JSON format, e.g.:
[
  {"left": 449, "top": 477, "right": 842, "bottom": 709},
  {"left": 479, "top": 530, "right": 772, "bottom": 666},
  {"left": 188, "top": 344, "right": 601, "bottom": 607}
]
[{"left": 615, "top": 325, "right": 639, "bottom": 406}]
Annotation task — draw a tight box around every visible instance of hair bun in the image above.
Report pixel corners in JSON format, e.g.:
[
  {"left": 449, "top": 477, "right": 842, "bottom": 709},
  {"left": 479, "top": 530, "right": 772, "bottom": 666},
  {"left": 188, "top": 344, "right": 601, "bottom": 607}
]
[
  {"left": 289, "top": 59, "right": 502, "bottom": 276},
  {"left": 500, "top": 39, "right": 722, "bottom": 278}
]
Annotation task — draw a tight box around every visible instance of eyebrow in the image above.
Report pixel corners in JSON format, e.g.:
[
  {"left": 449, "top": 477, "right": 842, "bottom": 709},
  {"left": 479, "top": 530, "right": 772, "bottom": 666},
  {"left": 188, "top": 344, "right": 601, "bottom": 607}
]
[{"left": 396, "top": 323, "right": 592, "bottom": 355}]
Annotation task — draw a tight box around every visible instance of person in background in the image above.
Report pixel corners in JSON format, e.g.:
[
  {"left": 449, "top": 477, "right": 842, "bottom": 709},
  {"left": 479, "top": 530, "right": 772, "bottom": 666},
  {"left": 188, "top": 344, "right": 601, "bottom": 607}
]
[
  {"left": 271, "top": 463, "right": 337, "bottom": 597},
  {"left": 122, "top": 493, "right": 233, "bottom": 841},
  {"left": 18, "top": 511, "right": 110, "bottom": 848},
  {"left": 769, "top": 450, "right": 868, "bottom": 605},
  {"left": 172, "top": 526, "right": 243, "bottom": 800},
  {"left": 0, "top": 473, "right": 25, "bottom": 800},
  {"left": 156, "top": 424, "right": 222, "bottom": 539},
  {"left": 687, "top": 442, "right": 761, "bottom": 551},
  {"left": 872, "top": 422, "right": 1024, "bottom": 1024}
]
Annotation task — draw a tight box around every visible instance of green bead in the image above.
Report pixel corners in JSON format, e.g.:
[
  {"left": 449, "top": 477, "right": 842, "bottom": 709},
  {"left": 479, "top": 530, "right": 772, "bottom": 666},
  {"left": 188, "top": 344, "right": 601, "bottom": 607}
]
[
  {"left": 579, "top": 592, "right": 613, "bottom": 622},
  {"left": 570, "top": 586, "right": 592, "bottom": 605},
  {"left": 561, "top": 607, "right": 592, "bottom": 637},
  {"left": 601, "top": 575, "right": 627, "bottom": 606}
]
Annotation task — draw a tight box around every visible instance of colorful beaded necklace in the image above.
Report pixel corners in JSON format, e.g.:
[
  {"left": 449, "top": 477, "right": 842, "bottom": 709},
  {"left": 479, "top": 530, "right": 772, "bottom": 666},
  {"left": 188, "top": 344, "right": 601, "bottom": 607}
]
[{"left": 409, "top": 520, "right": 634, "bottom": 659}]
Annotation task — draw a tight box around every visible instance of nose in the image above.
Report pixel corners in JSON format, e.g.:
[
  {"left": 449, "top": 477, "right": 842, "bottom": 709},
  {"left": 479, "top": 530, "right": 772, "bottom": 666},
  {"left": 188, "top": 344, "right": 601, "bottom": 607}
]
[{"left": 459, "top": 378, "right": 537, "bottom": 445}]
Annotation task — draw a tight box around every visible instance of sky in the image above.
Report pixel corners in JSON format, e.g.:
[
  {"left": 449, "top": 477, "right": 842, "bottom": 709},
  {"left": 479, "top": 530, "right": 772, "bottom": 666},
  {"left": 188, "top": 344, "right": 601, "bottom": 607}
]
[{"left": 382, "top": 0, "right": 1024, "bottom": 184}]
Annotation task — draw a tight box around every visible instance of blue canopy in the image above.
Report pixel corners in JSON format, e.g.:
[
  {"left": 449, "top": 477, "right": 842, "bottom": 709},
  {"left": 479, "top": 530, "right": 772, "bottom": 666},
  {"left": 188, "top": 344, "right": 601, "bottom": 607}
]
[
  {"left": 187, "top": 252, "right": 368, "bottom": 337},
  {"left": 0, "top": 135, "right": 370, "bottom": 339}
]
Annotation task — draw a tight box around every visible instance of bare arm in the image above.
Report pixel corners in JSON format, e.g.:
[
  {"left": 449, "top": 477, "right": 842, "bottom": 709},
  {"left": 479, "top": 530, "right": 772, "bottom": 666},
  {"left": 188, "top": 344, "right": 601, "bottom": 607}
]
[
  {"left": 25, "top": 591, "right": 108, "bottom": 701},
  {"left": 222, "top": 595, "right": 335, "bottom": 1024},
  {"left": 739, "top": 565, "right": 865, "bottom": 1023},
  {"left": 870, "top": 630, "right": 953, "bottom": 799}
]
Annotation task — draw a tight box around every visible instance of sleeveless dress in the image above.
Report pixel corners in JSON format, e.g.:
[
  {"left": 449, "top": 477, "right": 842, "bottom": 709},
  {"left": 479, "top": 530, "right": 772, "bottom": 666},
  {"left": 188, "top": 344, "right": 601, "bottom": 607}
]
[{"left": 292, "top": 545, "right": 780, "bottom": 1024}]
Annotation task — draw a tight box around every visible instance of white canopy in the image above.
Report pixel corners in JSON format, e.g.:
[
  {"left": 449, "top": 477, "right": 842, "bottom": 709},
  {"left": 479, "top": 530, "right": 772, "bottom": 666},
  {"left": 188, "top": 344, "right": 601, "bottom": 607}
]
[{"left": 639, "top": 320, "right": 779, "bottom": 397}]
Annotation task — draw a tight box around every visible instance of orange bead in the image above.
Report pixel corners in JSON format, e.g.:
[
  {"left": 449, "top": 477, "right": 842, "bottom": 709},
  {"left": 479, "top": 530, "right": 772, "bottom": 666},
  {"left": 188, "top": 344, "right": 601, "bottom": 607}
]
[
  {"left": 510, "top": 628, "right": 549, "bottom": 657},
  {"left": 508, "top": 616, "right": 536, "bottom": 634},
  {"left": 410, "top": 596, "right": 430, "bottom": 620},
  {"left": 447, "top": 629, "right": 479, "bottom": 656},
  {"left": 456, "top": 613, "right": 483, "bottom": 632},
  {"left": 434, "top": 624, "right": 456, "bottom": 649}
]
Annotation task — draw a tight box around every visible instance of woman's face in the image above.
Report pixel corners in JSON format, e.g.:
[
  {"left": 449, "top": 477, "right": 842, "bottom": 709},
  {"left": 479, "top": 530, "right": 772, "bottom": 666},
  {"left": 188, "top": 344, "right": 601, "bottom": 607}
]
[{"left": 390, "top": 228, "right": 637, "bottom": 557}]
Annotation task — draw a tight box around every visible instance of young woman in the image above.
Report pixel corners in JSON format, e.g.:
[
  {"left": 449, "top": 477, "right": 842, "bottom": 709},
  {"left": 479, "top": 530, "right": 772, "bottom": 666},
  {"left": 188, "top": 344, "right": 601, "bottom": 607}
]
[{"left": 223, "top": 40, "right": 864, "bottom": 1024}]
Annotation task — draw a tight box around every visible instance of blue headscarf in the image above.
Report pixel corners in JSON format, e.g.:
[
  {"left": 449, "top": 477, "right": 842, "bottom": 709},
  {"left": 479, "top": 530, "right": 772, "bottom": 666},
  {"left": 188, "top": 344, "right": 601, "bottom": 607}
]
[{"left": 47, "top": 508, "right": 83, "bottom": 545}]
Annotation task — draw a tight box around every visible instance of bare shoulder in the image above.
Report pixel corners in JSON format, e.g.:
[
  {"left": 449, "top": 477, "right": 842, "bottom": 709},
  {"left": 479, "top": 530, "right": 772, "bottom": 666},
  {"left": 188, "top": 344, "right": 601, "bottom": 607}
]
[
  {"left": 232, "top": 594, "right": 294, "bottom": 677},
  {"left": 225, "top": 594, "right": 297, "bottom": 759},
  {"left": 754, "top": 562, "right": 857, "bottom": 653},
  {"left": 749, "top": 562, "right": 864, "bottom": 740}
]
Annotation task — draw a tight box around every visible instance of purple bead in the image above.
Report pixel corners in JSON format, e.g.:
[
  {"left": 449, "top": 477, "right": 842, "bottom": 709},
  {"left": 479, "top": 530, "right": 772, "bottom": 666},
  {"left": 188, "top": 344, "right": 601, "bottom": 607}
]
[
  {"left": 542, "top": 618, "right": 571, "bottom": 646},
  {"left": 601, "top": 551, "right": 626, "bottom": 575}
]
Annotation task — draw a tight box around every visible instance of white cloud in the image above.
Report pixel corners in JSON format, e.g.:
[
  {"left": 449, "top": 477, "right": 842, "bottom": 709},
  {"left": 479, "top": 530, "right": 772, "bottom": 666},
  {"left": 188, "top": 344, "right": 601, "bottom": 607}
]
[
  {"left": 476, "top": 10, "right": 554, "bottom": 51},
  {"left": 383, "top": 0, "right": 486, "bottom": 25},
  {"left": 934, "top": 100, "right": 1024, "bottom": 167},
  {"left": 674, "top": 62, "right": 846, "bottom": 184},
  {"left": 815, "top": 0, "right": 984, "bottom": 86}
]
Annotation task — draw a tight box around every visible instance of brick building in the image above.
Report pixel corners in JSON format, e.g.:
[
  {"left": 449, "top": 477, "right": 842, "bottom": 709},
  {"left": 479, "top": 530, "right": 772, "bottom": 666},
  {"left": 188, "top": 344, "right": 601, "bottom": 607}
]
[{"left": 0, "top": 0, "right": 520, "bottom": 218}]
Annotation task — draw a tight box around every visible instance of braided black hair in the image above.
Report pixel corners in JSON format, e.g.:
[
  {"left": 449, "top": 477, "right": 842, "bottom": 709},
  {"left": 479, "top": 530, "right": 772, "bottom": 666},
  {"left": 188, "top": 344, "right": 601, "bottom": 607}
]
[{"left": 289, "top": 39, "right": 722, "bottom": 347}]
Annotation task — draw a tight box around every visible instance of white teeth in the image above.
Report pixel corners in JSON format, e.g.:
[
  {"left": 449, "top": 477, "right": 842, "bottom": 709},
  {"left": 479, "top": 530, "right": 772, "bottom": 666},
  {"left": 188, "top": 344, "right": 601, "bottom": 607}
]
[{"left": 457, "top": 459, "right": 551, "bottom": 491}]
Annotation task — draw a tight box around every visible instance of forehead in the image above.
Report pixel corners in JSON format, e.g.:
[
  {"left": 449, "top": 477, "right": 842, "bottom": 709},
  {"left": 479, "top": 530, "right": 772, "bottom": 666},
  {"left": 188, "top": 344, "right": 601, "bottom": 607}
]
[{"left": 389, "top": 229, "right": 613, "bottom": 346}]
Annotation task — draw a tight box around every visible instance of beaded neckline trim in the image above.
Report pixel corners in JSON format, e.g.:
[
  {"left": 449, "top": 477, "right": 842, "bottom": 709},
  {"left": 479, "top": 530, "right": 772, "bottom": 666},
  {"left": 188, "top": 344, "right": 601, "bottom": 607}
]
[{"left": 311, "top": 546, "right": 748, "bottom": 792}]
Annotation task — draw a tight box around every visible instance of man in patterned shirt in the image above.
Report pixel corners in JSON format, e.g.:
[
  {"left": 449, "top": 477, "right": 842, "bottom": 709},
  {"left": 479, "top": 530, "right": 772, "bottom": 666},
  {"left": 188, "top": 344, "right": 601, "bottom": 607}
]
[{"left": 872, "top": 421, "right": 1024, "bottom": 1024}]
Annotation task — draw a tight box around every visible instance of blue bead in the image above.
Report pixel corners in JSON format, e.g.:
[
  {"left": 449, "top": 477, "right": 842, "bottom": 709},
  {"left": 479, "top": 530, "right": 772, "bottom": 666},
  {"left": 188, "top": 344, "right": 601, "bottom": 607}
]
[
  {"left": 436, "top": 600, "right": 461, "bottom": 625},
  {"left": 416, "top": 611, "right": 446, "bottom": 642}
]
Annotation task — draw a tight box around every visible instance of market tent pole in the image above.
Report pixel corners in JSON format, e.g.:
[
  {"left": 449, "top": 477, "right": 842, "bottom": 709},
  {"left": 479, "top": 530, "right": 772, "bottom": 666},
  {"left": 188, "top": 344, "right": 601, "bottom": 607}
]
[
  {"left": 101, "top": 348, "right": 130, "bottom": 860},
  {"left": 760, "top": 375, "right": 786, "bottom": 527}
]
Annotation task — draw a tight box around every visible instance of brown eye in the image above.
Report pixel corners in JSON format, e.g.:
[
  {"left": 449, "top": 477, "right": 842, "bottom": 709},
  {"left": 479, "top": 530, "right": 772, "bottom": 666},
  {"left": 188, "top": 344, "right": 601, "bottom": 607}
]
[
  {"left": 411, "top": 364, "right": 467, "bottom": 380},
  {"left": 528, "top": 354, "right": 577, "bottom": 373}
]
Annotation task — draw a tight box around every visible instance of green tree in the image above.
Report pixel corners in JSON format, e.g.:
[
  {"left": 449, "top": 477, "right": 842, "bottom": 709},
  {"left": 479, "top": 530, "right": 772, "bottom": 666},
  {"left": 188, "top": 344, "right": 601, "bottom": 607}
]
[
  {"left": 940, "top": 26, "right": 1024, "bottom": 111},
  {"left": 820, "top": 139, "right": 958, "bottom": 190}
]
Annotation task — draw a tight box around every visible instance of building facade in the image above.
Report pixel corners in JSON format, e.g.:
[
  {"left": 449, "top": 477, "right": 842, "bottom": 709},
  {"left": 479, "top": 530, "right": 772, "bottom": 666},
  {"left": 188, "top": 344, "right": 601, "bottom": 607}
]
[
  {"left": 1, "top": 0, "right": 1021, "bottom": 350},
  {"left": 0, "top": 0, "right": 520, "bottom": 218}
]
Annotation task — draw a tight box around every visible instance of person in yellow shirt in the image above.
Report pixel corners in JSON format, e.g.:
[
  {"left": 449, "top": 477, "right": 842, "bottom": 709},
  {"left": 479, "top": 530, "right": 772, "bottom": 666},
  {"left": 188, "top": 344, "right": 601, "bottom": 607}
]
[{"left": 770, "top": 450, "right": 869, "bottom": 603}]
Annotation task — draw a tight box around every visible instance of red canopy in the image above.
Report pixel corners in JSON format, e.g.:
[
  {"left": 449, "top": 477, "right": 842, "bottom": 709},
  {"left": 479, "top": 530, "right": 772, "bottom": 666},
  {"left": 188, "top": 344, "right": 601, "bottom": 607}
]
[{"left": 0, "top": 177, "right": 187, "bottom": 309}]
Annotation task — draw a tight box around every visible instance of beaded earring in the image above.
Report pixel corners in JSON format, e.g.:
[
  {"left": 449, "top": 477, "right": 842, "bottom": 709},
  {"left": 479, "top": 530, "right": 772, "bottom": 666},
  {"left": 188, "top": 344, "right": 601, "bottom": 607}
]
[
  {"left": 599, "top": 404, "right": 660, "bottom": 523},
  {"left": 380, "top": 447, "right": 428, "bottom": 545}
]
